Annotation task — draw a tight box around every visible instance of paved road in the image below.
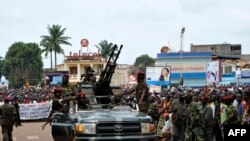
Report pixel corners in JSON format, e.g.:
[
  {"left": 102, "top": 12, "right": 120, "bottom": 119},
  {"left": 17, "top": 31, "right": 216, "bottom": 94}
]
[{"left": 0, "top": 122, "right": 54, "bottom": 141}]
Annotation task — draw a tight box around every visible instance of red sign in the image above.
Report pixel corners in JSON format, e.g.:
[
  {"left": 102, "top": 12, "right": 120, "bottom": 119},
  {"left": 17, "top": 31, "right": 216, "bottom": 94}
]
[{"left": 80, "top": 39, "right": 89, "bottom": 47}]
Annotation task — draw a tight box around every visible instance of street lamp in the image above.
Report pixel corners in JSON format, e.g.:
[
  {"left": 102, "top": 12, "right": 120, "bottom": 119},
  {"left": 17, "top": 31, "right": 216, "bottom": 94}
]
[{"left": 179, "top": 27, "right": 185, "bottom": 88}]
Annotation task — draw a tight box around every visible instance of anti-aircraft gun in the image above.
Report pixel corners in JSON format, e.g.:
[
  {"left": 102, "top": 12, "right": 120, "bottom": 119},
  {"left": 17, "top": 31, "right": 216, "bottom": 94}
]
[
  {"left": 78, "top": 44, "right": 123, "bottom": 107},
  {"left": 94, "top": 44, "right": 123, "bottom": 105}
]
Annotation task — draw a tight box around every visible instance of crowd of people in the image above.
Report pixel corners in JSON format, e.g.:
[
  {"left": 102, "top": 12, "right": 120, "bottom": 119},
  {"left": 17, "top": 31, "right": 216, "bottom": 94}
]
[
  {"left": 135, "top": 85, "right": 250, "bottom": 141},
  {"left": 124, "top": 71, "right": 250, "bottom": 141},
  {"left": 1, "top": 72, "right": 250, "bottom": 141},
  {"left": 0, "top": 87, "right": 52, "bottom": 105}
]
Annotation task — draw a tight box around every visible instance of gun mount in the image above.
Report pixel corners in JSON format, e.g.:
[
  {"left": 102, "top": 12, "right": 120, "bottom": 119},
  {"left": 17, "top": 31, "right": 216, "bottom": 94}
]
[{"left": 79, "top": 44, "right": 123, "bottom": 106}]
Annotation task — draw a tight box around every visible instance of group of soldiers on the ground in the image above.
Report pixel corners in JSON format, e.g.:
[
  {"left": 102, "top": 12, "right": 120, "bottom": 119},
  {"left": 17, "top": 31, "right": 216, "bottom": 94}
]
[
  {"left": 142, "top": 86, "right": 250, "bottom": 141},
  {"left": 122, "top": 71, "right": 250, "bottom": 141}
]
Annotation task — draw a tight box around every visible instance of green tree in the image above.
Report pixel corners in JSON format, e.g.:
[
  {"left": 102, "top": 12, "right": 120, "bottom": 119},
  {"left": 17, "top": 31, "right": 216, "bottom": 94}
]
[
  {"left": 95, "top": 40, "right": 115, "bottom": 60},
  {"left": 40, "top": 24, "right": 71, "bottom": 70},
  {"left": 4, "top": 42, "right": 43, "bottom": 88},
  {"left": 0, "top": 56, "right": 3, "bottom": 82},
  {"left": 133, "top": 54, "right": 155, "bottom": 72}
]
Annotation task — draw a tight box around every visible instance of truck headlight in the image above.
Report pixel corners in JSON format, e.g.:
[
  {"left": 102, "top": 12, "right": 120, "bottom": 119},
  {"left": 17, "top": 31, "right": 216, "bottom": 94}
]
[
  {"left": 141, "top": 123, "right": 156, "bottom": 134},
  {"left": 76, "top": 123, "right": 96, "bottom": 134}
]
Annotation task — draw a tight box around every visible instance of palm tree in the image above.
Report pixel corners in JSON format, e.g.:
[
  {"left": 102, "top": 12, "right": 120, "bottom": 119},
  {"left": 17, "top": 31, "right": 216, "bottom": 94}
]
[
  {"left": 40, "top": 38, "right": 53, "bottom": 70},
  {"left": 95, "top": 40, "right": 115, "bottom": 60},
  {"left": 40, "top": 24, "right": 71, "bottom": 70}
]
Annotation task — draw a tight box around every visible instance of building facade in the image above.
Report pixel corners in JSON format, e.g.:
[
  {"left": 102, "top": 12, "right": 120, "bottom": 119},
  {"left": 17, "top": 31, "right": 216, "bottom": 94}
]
[
  {"left": 156, "top": 52, "right": 212, "bottom": 86},
  {"left": 191, "top": 43, "right": 242, "bottom": 57},
  {"left": 110, "top": 64, "right": 130, "bottom": 87},
  {"left": 57, "top": 51, "right": 106, "bottom": 85},
  {"left": 57, "top": 50, "right": 130, "bottom": 86}
]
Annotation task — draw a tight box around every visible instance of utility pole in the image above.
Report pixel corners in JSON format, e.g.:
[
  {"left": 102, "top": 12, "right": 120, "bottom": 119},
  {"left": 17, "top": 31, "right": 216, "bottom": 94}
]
[{"left": 179, "top": 27, "right": 185, "bottom": 88}]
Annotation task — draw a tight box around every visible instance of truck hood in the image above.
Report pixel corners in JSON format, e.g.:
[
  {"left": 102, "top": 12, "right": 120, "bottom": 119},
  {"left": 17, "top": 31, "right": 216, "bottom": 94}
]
[{"left": 75, "top": 106, "right": 150, "bottom": 123}]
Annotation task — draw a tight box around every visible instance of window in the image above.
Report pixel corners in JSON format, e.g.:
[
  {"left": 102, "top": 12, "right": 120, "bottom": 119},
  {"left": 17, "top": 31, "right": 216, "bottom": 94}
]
[
  {"left": 224, "top": 66, "right": 232, "bottom": 73},
  {"left": 69, "top": 67, "right": 77, "bottom": 74},
  {"left": 230, "top": 45, "right": 241, "bottom": 51}
]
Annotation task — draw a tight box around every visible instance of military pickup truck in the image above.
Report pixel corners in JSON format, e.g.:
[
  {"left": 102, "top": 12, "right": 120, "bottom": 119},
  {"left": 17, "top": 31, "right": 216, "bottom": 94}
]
[
  {"left": 51, "top": 84, "right": 157, "bottom": 141},
  {"left": 50, "top": 45, "right": 156, "bottom": 141}
]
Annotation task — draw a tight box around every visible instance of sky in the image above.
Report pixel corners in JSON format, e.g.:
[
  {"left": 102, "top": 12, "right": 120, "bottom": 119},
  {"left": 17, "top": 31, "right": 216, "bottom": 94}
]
[{"left": 1, "top": 0, "right": 250, "bottom": 68}]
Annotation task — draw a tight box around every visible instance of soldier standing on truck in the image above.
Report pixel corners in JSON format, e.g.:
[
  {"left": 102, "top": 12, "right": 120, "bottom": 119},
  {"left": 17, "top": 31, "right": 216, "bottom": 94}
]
[{"left": 123, "top": 71, "right": 149, "bottom": 113}]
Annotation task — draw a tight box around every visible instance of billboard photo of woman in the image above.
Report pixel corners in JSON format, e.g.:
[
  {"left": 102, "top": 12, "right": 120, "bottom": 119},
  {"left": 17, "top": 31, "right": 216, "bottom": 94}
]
[{"left": 159, "top": 67, "right": 170, "bottom": 81}]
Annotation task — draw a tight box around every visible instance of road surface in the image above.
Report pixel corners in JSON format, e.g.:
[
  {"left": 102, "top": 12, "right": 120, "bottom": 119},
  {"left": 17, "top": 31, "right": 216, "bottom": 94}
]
[{"left": 0, "top": 122, "right": 54, "bottom": 141}]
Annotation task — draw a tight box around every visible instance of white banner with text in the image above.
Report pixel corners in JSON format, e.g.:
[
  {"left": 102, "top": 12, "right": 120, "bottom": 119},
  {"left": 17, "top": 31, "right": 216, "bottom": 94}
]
[{"left": 19, "top": 102, "right": 50, "bottom": 120}]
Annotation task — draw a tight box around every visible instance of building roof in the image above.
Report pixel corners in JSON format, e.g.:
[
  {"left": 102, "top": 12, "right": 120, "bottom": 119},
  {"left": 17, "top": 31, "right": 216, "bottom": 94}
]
[
  {"left": 213, "top": 55, "right": 240, "bottom": 60},
  {"left": 157, "top": 52, "right": 212, "bottom": 58}
]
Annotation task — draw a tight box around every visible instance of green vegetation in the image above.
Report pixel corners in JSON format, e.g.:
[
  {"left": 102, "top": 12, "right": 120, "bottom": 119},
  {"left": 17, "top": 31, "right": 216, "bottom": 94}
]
[
  {"left": 4, "top": 42, "right": 43, "bottom": 88},
  {"left": 130, "top": 54, "right": 155, "bottom": 74},
  {"left": 95, "top": 40, "right": 116, "bottom": 60}
]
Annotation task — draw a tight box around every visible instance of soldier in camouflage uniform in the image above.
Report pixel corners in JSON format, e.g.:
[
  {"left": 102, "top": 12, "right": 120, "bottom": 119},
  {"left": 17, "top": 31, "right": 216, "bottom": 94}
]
[
  {"left": 169, "top": 93, "right": 186, "bottom": 141},
  {"left": 201, "top": 96, "right": 213, "bottom": 141},
  {"left": 148, "top": 96, "right": 159, "bottom": 124},
  {"left": 42, "top": 86, "right": 64, "bottom": 130},
  {"left": 135, "top": 71, "right": 149, "bottom": 113},
  {"left": 222, "top": 95, "right": 241, "bottom": 125},
  {"left": 0, "top": 97, "right": 17, "bottom": 141},
  {"left": 185, "top": 95, "right": 205, "bottom": 141},
  {"left": 61, "top": 74, "right": 76, "bottom": 114},
  {"left": 124, "top": 71, "right": 149, "bottom": 113}
]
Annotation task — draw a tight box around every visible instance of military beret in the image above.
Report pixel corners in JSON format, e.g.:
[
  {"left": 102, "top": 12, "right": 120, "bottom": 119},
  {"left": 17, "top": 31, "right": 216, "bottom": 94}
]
[
  {"left": 201, "top": 96, "right": 209, "bottom": 101},
  {"left": 54, "top": 87, "right": 63, "bottom": 93},
  {"left": 223, "top": 95, "right": 233, "bottom": 100},
  {"left": 77, "top": 92, "right": 86, "bottom": 97},
  {"left": 4, "top": 97, "right": 12, "bottom": 102}
]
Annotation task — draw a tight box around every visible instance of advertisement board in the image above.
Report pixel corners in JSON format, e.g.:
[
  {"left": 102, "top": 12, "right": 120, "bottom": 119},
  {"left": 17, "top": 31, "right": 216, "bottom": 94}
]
[
  {"left": 206, "top": 61, "right": 222, "bottom": 83},
  {"left": 146, "top": 66, "right": 171, "bottom": 86},
  {"left": 167, "top": 62, "right": 206, "bottom": 73},
  {"left": 46, "top": 71, "right": 69, "bottom": 86},
  {"left": 241, "top": 69, "right": 250, "bottom": 78}
]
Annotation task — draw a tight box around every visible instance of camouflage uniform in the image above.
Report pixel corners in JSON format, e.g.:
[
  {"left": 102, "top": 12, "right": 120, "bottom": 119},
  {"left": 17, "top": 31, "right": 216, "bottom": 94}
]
[
  {"left": 201, "top": 104, "right": 213, "bottom": 141},
  {"left": 62, "top": 86, "right": 75, "bottom": 114},
  {"left": 0, "top": 101, "right": 17, "bottom": 141},
  {"left": 135, "top": 82, "right": 149, "bottom": 113},
  {"left": 148, "top": 102, "right": 159, "bottom": 123},
  {"left": 223, "top": 105, "right": 241, "bottom": 125},
  {"left": 169, "top": 97, "right": 186, "bottom": 141},
  {"left": 185, "top": 101, "right": 205, "bottom": 141}
]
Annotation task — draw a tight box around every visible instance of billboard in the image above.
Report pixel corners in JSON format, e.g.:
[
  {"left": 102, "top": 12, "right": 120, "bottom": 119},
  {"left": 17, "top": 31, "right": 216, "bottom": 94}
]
[
  {"left": 206, "top": 61, "right": 222, "bottom": 83},
  {"left": 241, "top": 69, "right": 250, "bottom": 78},
  {"left": 146, "top": 66, "right": 171, "bottom": 86},
  {"left": 45, "top": 71, "right": 69, "bottom": 86},
  {"left": 167, "top": 62, "right": 206, "bottom": 73}
]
